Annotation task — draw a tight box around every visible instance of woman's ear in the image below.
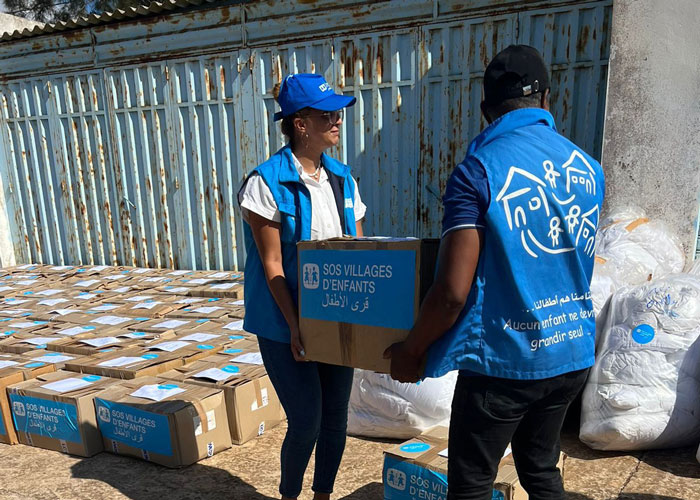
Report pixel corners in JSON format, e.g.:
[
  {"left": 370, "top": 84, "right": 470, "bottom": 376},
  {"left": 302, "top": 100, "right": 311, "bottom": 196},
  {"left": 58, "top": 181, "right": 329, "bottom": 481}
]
[{"left": 294, "top": 116, "right": 307, "bottom": 135}]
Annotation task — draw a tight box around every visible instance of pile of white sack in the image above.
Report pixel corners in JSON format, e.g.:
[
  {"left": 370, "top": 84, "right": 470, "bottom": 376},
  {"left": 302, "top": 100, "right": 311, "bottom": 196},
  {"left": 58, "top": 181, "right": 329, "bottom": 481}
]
[
  {"left": 347, "top": 369, "right": 457, "bottom": 439},
  {"left": 590, "top": 207, "right": 686, "bottom": 314},
  {"left": 580, "top": 273, "right": 700, "bottom": 450}
]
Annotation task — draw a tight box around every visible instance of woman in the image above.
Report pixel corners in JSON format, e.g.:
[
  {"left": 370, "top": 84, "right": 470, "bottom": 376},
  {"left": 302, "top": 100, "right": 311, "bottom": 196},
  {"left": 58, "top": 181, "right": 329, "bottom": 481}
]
[{"left": 238, "top": 73, "right": 366, "bottom": 500}]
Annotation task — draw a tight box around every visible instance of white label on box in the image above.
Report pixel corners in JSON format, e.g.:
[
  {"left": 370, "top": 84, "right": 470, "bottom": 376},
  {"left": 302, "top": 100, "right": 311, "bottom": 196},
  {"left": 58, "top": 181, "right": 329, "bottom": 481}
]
[
  {"left": 438, "top": 448, "right": 448, "bottom": 458},
  {"left": 232, "top": 352, "right": 264, "bottom": 365},
  {"left": 180, "top": 333, "right": 221, "bottom": 342},
  {"left": 36, "top": 289, "right": 64, "bottom": 297},
  {"left": 38, "top": 298, "right": 69, "bottom": 307},
  {"left": 89, "top": 266, "right": 110, "bottom": 272},
  {"left": 206, "top": 409, "right": 216, "bottom": 431},
  {"left": 60, "top": 439, "right": 68, "bottom": 453},
  {"left": 103, "top": 274, "right": 127, "bottom": 280},
  {"left": 41, "top": 377, "right": 94, "bottom": 393},
  {"left": 132, "top": 301, "right": 161, "bottom": 310},
  {"left": 1, "top": 309, "right": 28, "bottom": 315},
  {"left": 125, "top": 295, "right": 153, "bottom": 302},
  {"left": 0, "top": 286, "right": 13, "bottom": 292},
  {"left": 9, "top": 322, "right": 41, "bottom": 329},
  {"left": 153, "top": 319, "right": 189, "bottom": 329},
  {"left": 98, "top": 356, "right": 144, "bottom": 367},
  {"left": 91, "top": 315, "right": 132, "bottom": 326},
  {"left": 89, "top": 304, "right": 119, "bottom": 312},
  {"left": 130, "top": 383, "right": 185, "bottom": 402},
  {"left": 33, "top": 354, "right": 75, "bottom": 364},
  {"left": 22, "top": 337, "right": 57, "bottom": 346},
  {"left": 190, "top": 306, "right": 223, "bottom": 314},
  {"left": 208, "top": 272, "right": 229, "bottom": 279},
  {"left": 148, "top": 340, "right": 190, "bottom": 352},
  {"left": 193, "top": 414, "right": 203, "bottom": 436},
  {"left": 132, "top": 268, "right": 150, "bottom": 274},
  {"left": 164, "top": 287, "right": 190, "bottom": 294},
  {"left": 51, "top": 266, "right": 72, "bottom": 271},
  {"left": 15, "top": 280, "right": 37, "bottom": 286},
  {"left": 49, "top": 309, "right": 79, "bottom": 316},
  {"left": 0, "top": 360, "right": 19, "bottom": 369},
  {"left": 223, "top": 320, "right": 244, "bottom": 331},
  {"left": 231, "top": 299, "right": 245, "bottom": 306},
  {"left": 192, "top": 367, "right": 238, "bottom": 382},
  {"left": 175, "top": 298, "right": 204, "bottom": 305},
  {"left": 74, "top": 293, "right": 98, "bottom": 300},
  {"left": 73, "top": 280, "right": 99, "bottom": 287},
  {"left": 112, "top": 286, "right": 132, "bottom": 293},
  {"left": 58, "top": 326, "right": 95, "bottom": 337},
  {"left": 258, "top": 422, "right": 265, "bottom": 436},
  {"left": 142, "top": 277, "right": 167, "bottom": 283},
  {"left": 80, "top": 336, "right": 122, "bottom": 347},
  {"left": 187, "top": 278, "right": 213, "bottom": 285},
  {"left": 17, "top": 264, "right": 34, "bottom": 269},
  {"left": 207, "top": 442, "right": 214, "bottom": 457},
  {"left": 210, "top": 283, "right": 236, "bottom": 290},
  {"left": 4, "top": 298, "right": 30, "bottom": 304},
  {"left": 169, "top": 270, "right": 191, "bottom": 276},
  {"left": 261, "top": 388, "right": 269, "bottom": 407},
  {"left": 119, "top": 332, "right": 149, "bottom": 339}
]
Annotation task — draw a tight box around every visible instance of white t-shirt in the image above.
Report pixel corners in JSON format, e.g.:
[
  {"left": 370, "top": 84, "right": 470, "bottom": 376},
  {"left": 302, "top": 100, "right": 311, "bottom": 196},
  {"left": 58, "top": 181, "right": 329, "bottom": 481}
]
[{"left": 239, "top": 153, "right": 367, "bottom": 240}]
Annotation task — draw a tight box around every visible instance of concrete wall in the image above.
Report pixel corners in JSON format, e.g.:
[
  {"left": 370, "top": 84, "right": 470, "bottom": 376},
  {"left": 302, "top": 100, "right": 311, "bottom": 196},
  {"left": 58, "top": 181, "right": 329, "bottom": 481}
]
[
  {"left": 601, "top": 0, "right": 700, "bottom": 260},
  {"left": 0, "top": 12, "right": 40, "bottom": 36}
]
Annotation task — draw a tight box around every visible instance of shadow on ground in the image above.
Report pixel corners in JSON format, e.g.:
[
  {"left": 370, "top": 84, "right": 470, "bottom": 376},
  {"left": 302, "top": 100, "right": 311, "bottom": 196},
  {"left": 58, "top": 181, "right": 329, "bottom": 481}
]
[
  {"left": 71, "top": 453, "right": 275, "bottom": 500},
  {"left": 568, "top": 495, "right": 687, "bottom": 500},
  {"left": 340, "top": 482, "right": 383, "bottom": 499}
]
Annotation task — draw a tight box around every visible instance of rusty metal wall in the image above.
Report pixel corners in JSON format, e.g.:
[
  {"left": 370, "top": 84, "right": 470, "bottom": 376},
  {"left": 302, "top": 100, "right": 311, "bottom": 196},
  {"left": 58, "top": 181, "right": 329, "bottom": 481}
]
[{"left": 0, "top": 0, "right": 613, "bottom": 269}]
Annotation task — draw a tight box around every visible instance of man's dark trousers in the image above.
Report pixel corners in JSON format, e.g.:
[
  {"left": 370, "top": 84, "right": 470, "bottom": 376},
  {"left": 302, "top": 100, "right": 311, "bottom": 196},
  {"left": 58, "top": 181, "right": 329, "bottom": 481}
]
[{"left": 447, "top": 368, "right": 589, "bottom": 500}]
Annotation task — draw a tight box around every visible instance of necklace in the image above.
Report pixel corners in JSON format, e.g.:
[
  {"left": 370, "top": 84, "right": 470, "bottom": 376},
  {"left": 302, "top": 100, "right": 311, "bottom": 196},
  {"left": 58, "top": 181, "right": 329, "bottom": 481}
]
[{"left": 309, "top": 164, "right": 321, "bottom": 181}]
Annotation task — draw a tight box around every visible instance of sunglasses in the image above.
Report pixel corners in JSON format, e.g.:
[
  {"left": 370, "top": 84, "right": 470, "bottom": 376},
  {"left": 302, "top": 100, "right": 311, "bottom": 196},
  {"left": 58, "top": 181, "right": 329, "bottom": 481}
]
[{"left": 306, "top": 109, "right": 344, "bottom": 126}]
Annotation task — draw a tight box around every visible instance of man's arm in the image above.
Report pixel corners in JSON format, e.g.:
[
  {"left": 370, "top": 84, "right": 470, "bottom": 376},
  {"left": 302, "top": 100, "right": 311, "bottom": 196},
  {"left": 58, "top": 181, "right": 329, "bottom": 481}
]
[{"left": 384, "top": 227, "right": 483, "bottom": 382}]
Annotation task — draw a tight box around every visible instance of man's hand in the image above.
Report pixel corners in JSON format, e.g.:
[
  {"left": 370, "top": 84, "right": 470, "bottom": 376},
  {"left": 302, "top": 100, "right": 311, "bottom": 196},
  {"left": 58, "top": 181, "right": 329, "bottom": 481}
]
[{"left": 384, "top": 341, "right": 422, "bottom": 383}]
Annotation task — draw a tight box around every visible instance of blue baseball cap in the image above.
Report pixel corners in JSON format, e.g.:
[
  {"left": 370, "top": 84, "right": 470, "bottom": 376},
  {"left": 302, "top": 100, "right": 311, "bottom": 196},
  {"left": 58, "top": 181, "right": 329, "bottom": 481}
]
[{"left": 274, "top": 73, "right": 356, "bottom": 121}]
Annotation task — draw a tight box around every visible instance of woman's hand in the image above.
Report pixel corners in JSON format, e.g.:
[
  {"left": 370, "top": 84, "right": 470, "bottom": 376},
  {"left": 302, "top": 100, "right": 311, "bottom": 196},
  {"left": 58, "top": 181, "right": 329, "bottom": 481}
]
[{"left": 290, "top": 325, "right": 306, "bottom": 362}]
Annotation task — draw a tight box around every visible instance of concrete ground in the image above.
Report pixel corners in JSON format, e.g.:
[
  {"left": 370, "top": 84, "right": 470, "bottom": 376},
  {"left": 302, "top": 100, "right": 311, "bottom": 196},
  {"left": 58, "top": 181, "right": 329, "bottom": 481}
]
[{"left": 0, "top": 422, "right": 698, "bottom": 500}]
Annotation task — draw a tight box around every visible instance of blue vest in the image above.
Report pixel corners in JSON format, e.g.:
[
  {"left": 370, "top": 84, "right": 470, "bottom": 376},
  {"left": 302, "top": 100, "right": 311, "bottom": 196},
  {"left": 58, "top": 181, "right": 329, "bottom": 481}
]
[
  {"left": 425, "top": 109, "right": 605, "bottom": 380},
  {"left": 240, "top": 145, "right": 358, "bottom": 343}
]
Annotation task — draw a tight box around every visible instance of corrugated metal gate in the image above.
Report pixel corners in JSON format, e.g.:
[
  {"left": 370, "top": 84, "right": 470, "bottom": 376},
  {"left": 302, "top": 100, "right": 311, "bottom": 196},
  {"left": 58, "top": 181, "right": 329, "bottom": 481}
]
[{"left": 0, "top": 0, "right": 613, "bottom": 269}]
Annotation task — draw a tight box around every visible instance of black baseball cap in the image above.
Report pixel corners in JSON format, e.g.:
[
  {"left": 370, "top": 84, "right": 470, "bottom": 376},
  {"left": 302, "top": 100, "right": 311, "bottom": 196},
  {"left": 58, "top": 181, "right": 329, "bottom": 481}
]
[{"left": 483, "top": 45, "right": 550, "bottom": 106}]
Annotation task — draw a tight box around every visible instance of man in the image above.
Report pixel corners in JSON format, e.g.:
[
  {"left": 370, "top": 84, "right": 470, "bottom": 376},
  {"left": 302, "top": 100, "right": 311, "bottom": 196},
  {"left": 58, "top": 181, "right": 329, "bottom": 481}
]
[{"left": 385, "top": 45, "right": 604, "bottom": 500}]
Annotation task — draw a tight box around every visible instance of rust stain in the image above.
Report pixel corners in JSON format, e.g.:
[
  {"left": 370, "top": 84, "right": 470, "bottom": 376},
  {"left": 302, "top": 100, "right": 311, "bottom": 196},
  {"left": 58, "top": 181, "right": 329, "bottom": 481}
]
[
  {"left": 365, "top": 44, "right": 372, "bottom": 82},
  {"left": 577, "top": 25, "right": 590, "bottom": 56}
]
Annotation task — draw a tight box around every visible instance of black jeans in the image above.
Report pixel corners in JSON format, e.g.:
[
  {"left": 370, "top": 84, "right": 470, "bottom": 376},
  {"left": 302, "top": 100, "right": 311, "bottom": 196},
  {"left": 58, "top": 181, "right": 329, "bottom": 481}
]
[{"left": 447, "top": 369, "right": 589, "bottom": 500}]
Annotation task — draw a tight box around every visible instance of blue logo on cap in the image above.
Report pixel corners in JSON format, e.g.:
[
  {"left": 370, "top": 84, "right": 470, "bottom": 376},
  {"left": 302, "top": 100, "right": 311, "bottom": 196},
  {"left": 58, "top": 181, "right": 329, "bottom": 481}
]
[
  {"left": 632, "top": 324, "right": 655, "bottom": 344},
  {"left": 274, "top": 73, "right": 356, "bottom": 121}
]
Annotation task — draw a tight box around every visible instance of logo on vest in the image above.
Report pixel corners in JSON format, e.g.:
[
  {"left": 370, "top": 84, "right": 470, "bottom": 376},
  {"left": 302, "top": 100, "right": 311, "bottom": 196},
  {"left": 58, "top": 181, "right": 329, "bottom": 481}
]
[
  {"left": 495, "top": 150, "right": 599, "bottom": 259},
  {"left": 302, "top": 264, "right": 320, "bottom": 289}
]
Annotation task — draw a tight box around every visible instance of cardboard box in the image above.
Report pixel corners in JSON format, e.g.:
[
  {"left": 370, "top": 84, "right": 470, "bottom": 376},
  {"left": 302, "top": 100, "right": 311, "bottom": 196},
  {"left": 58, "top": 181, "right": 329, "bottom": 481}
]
[
  {"left": 20, "top": 349, "right": 87, "bottom": 370},
  {"left": 94, "top": 376, "right": 231, "bottom": 467},
  {"left": 186, "top": 281, "right": 244, "bottom": 299},
  {"left": 114, "top": 299, "right": 180, "bottom": 318},
  {"left": 166, "top": 304, "right": 230, "bottom": 320},
  {"left": 7, "top": 370, "right": 119, "bottom": 456},
  {"left": 298, "top": 238, "right": 439, "bottom": 372},
  {"left": 44, "top": 332, "right": 155, "bottom": 356},
  {"left": 0, "top": 333, "right": 67, "bottom": 354},
  {"left": 0, "top": 354, "right": 55, "bottom": 444},
  {"left": 160, "top": 352, "right": 284, "bottom": 444},
  {"left": 383, "top": 427, "right": 566, "bottom": 500}
]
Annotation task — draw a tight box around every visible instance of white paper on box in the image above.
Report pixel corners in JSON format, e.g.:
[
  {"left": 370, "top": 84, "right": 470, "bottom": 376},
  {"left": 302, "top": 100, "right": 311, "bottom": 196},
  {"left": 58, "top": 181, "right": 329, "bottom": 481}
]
[
  {"left": 0, "top": 360, "right": 19, "bottom": 369},
  {"left": 130, "top": 384, "right": 185, "bottom": 402},
  {"left": 74, "top": 292, "right": 98, "bottom": 300},
  {"left": 89, "top": 266, "right": 110, "bottom": 272},
  {"left": 190, "top": 306, "right": 223, "bottom": 314},
  {"left": 33, "top": 354, "right": 75, "bottom": 364},
  {"left": 49, "top": 309, "right": 79, "bottom": 316},
  {"left": 231, "top": 299, "right": 245, "bottom": 306},
  {"left": 163, "top": 287, "right": 190, "bottom": 293},
  {"left": 208, "top": 272, "right": 229, "bottom": 279},
  {"left": 38, "top": 298, "right": 69, "bottom": 306},
  {"left": 16, "top": 264, "right": 35, "bottom": 269},
  {"left": 149, "top": 340, "right": 190, "bottom": 352},
  {"left": 192, "top": 367, "right": 238, "bottom": 382},
  {"left": 206, "top": 409, "right": 216, "bottom": 431},
  {"left": 175, "top": 298, "right": 204, "bottom": 305},
  {"left": 21, "top": 337, "right": 58, "bottom": 346},
  {"left": 132, "top": 301, "right": 161, "bottom": 310},
  {"left": 223, "top": 320, "right": 244, "bottom": 331},
  {"left": 153, "top": 319, "right": 189, "bottom": 329},
  {"left": 169, "top": 270, "right": 191, "bottom": 276},
  {"left": 41, "top": 377, "right": 94, "bottom": 393},
  {"left": 80, "top": 336, "right": 122, "bottom": 347},
  {"left": 103, "top": 274, "right": 127, "bottom": 280},
  {"left": 0, "top": 286, "right": 13, "bottom": 292},
  {"left": 118, "top": 332, "right": 149, "bottom": 339},
  {"left": 210, "top": 283, "right": 236, "bottom": 290},
  {"left": 4, "top": 298, "right": 31, "bottom": 304},
  {"left": 252, "top": 388, "right": 269, "bottom": 411},
  {"left": 9, "top": 322, "right": 41, "bottom": 329},
  {"left": 142, "top": 277, "right": 167, "bottom": 283},
  {"left": 58, "top": 326, "right": 94, "bottom": 337},
  {"left": 35, "top": 289, "right": 64, "bottom": 296},
  {"left": 89, "top": 304, "right": 119, "bottom": 312},
  {"left": 73, "top": 279, "right": 99, "bottom": 287},
  {"left": 125, "top": 295, "right": 153, "bottom": 302},
  {"left": 98, "top": 356, "right": 144, "bottom": 367},
  {"left": 112, "top": 286, "right": 132, "bottom": 293},
  {"left": 187, "top": 278, "right": 213, "bottom": 285},
  {"left": 232, "top": 352, "right": 264, "bottom": 365},
  {"left": 15, "top": 280, "right": 38, "bottom": 286},
  {"left": 51, "top": 266, "right": 72, "bottom": 271},
  {"left": 132, "top": 268, "right": 151, "bottom": 274},
  {"left": 1, "top": 309, "right": 28, "bottom": 315},
  {"left": 180, "top": 333, "right": 221, "bottom": 342},
  {"left": 91, "top": 315, "right": 131, "bottom": 326}
]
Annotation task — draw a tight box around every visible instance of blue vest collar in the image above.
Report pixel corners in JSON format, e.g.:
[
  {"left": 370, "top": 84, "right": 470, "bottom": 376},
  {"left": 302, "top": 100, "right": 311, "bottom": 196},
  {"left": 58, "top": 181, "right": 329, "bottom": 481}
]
[
  {"left": 277, "top": 144, "right": 351, "bottom": 184},
  {"left": 468, "top": 108, "right": 556, "bottom": 155}
]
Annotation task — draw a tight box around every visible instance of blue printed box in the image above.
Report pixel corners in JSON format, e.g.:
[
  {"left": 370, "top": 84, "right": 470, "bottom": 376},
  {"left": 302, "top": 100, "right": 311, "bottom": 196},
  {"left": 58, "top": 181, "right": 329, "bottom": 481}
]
[
  {"left": 298, "top": 238, "right": 439, "bottom": 373},
  {"left": 7, "top": 370, "right": 119, "bottom": 456},
  {"left": 383, "top": 426, "right": 565, "bottom": 500},
  {"left": 94, "top": 376, "right": 231, "bottom": 468}
]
